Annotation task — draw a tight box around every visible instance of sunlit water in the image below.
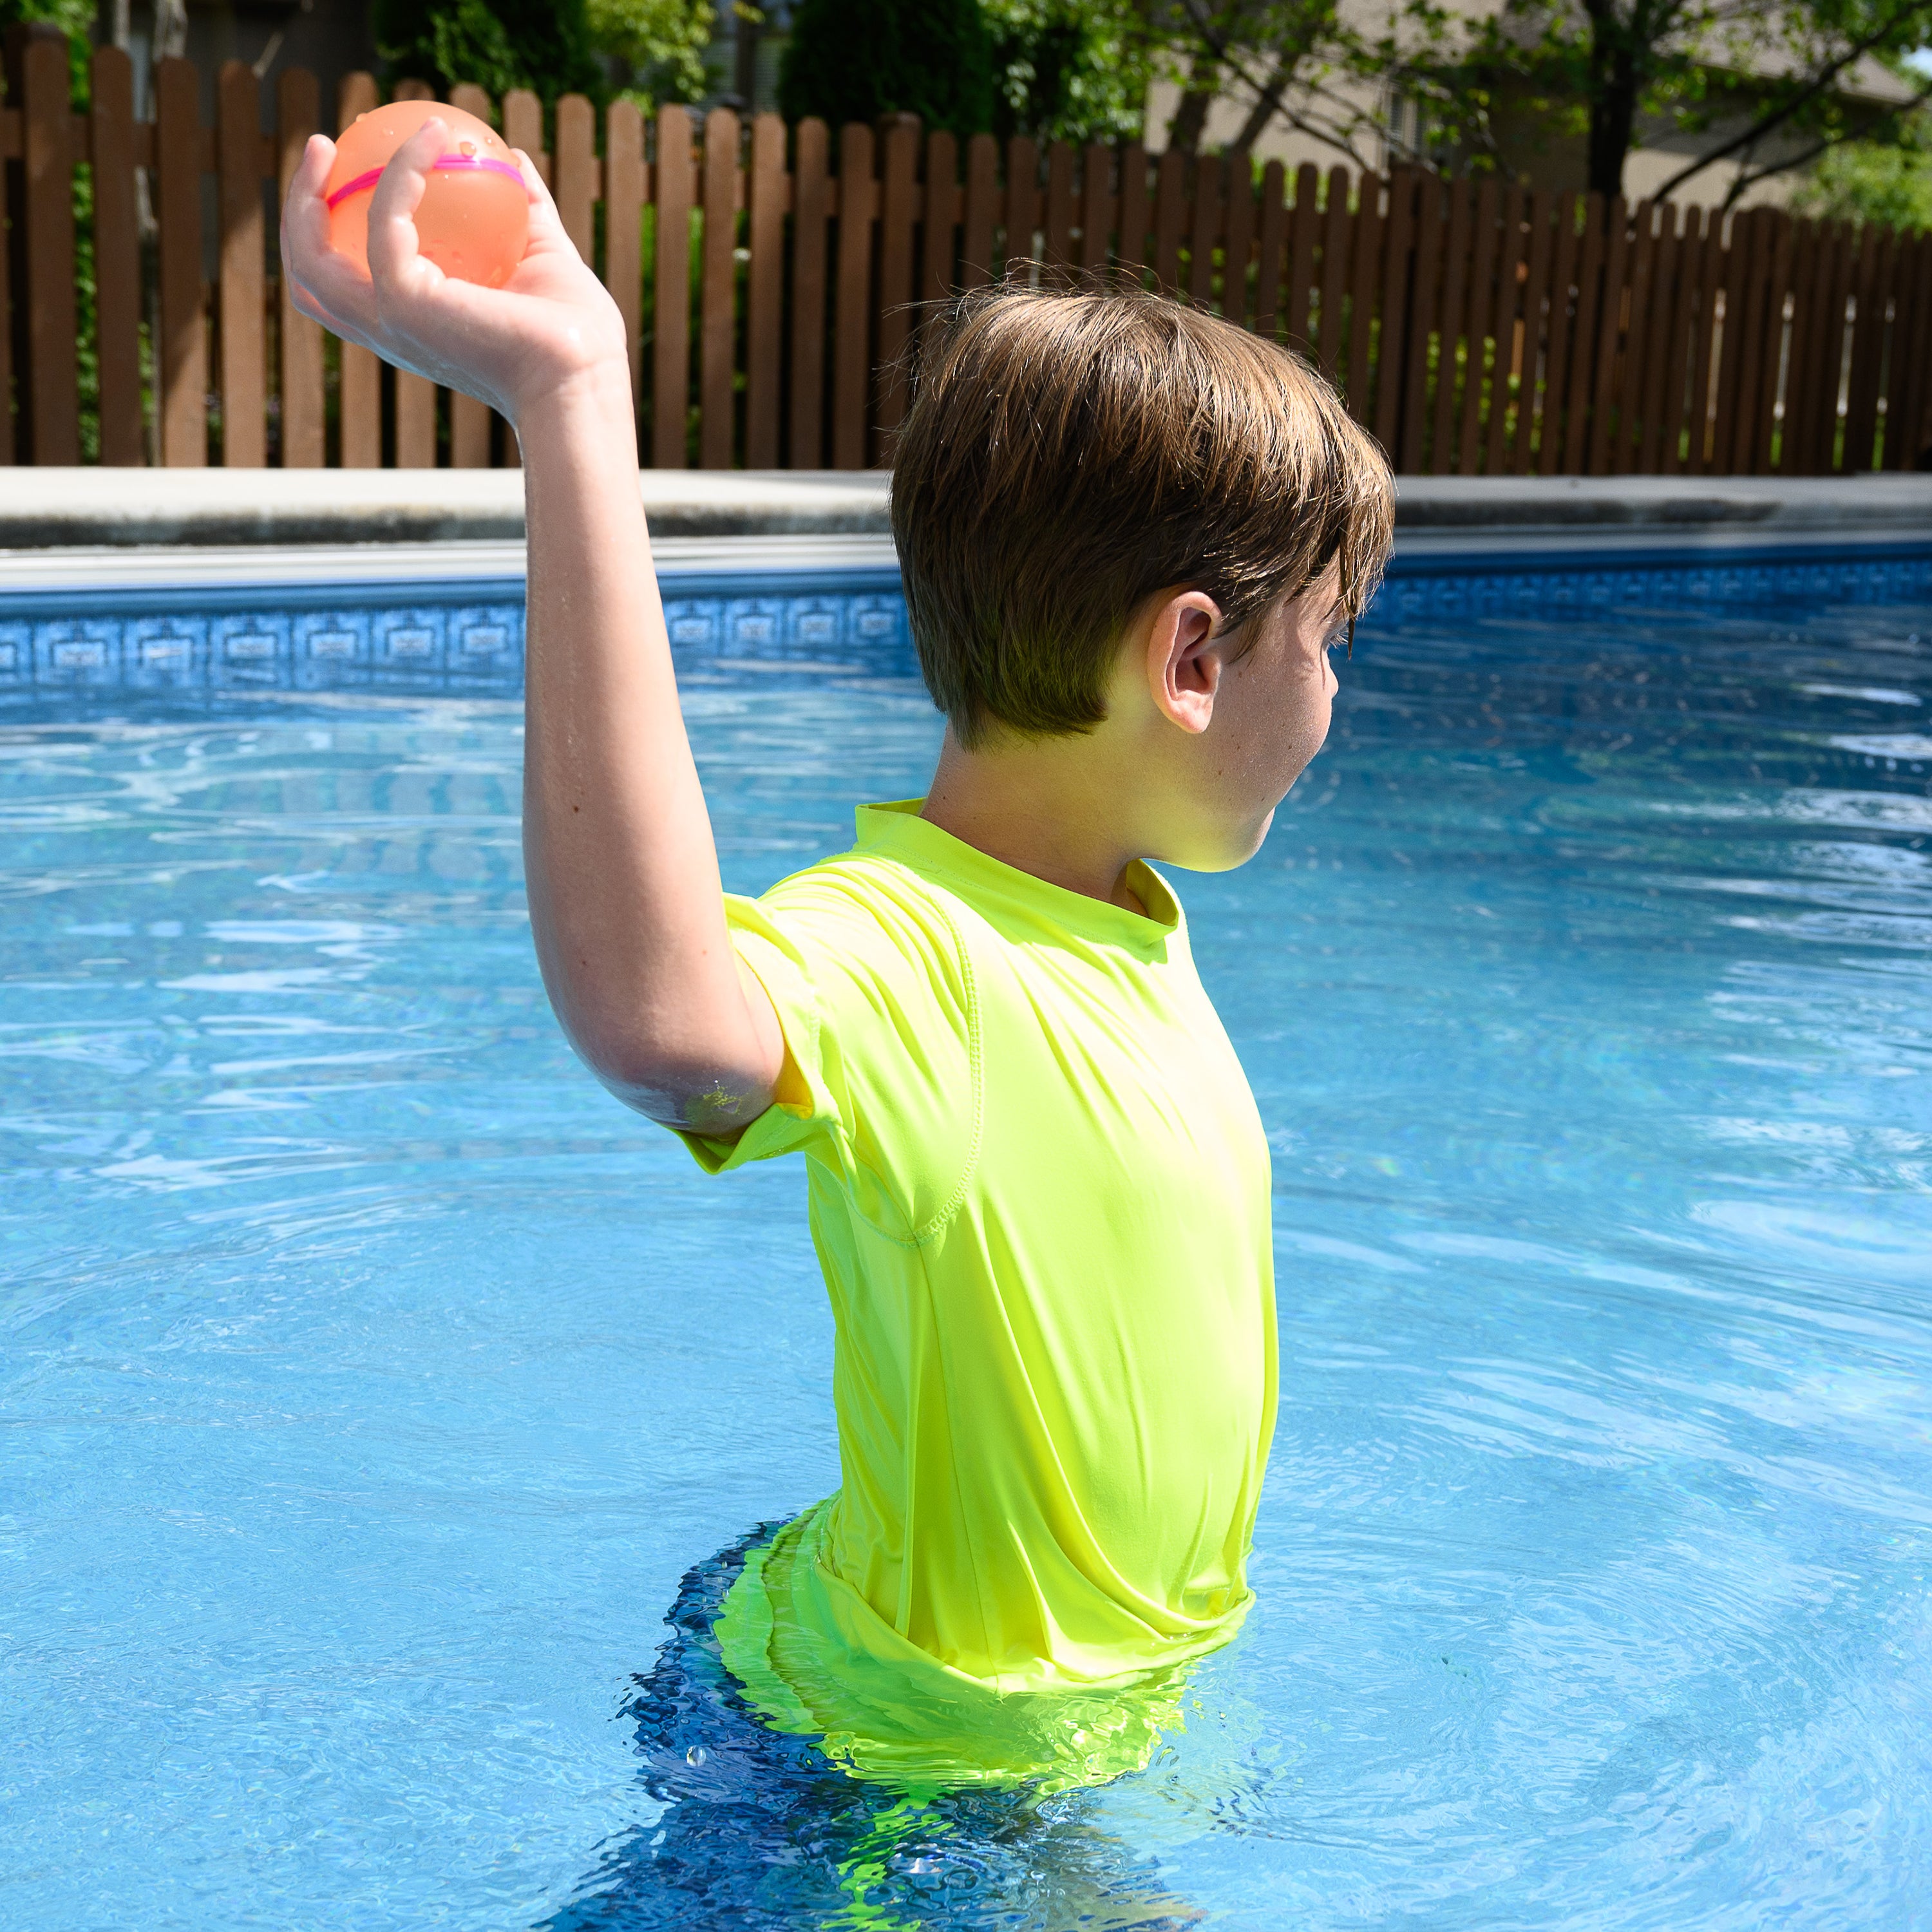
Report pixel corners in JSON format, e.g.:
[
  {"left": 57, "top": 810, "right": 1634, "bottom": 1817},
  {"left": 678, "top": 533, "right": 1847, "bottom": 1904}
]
[{"left": 4, "top": 594, "right": 1929, "bottom": 1931}]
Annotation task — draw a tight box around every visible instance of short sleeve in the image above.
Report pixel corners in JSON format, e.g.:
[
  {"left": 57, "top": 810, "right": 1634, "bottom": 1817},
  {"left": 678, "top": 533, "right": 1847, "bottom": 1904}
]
[{"left": 674, "top": 869, "right": 979, "bottom": 1244}]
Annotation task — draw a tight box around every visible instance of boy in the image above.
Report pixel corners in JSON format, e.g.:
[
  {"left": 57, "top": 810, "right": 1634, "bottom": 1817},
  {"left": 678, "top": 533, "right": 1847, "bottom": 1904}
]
[{"left": 283, "top": 124, "right": 1393, "bottom": 1791}]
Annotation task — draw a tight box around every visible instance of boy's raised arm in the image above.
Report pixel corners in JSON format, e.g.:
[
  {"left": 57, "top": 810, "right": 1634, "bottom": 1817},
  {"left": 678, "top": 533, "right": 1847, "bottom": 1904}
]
[{"left": 280, "top": 121, "right": 784, "bottom": 1130}]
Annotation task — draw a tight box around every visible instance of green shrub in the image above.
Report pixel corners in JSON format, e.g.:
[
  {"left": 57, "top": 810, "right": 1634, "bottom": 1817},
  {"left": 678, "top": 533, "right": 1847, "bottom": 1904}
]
[{"left": 778, "top": 0, "right": 995, "bottom": 137}]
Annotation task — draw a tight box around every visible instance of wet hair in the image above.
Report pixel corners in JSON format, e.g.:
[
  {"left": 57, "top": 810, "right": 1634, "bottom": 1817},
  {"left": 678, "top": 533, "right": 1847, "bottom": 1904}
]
[{"left": 889, "top": 281, "right": 1395, "bottom": 748}]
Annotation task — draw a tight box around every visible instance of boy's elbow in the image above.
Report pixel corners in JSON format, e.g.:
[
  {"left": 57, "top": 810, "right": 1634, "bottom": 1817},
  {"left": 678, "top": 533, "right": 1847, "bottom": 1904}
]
[{"left": 572, "top": 1027, "right": 773, "bottom": 1134}]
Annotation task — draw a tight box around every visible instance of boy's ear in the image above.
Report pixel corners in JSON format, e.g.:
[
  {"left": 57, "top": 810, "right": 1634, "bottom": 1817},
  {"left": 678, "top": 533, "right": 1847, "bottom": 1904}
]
[{"left": 1145, "top": 591, "right": 1226, "bottom": 736}]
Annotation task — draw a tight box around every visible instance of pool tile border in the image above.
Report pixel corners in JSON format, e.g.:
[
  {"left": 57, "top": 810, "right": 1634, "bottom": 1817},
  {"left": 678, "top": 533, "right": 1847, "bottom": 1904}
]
[{"left": 1, "top": 541, "right": 1927, "bottom": 703}]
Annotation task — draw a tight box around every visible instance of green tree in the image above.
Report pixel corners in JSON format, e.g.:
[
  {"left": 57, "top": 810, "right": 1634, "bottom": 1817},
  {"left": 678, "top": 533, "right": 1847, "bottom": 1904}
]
[
  {"left": 1792, "top": 108, "right": 1932, "bottom": 225},
  {"left": 1154, "top": 0, "right": 1378, "bottom": 160},
  {"left": 371, "top": 0, "right": 602, "bottom": 104},
  {"left": 1386, "top": 0, "right": 1932, "bottom": 200},
  {"left": 983, "top": 0, "right": 1159, "bottom": 142},
  {"left": 778, "top": 0, "right": 996, "bottom": 136},
  {"left": 587, "top": 0, "right": 715, "bottom": 109}
]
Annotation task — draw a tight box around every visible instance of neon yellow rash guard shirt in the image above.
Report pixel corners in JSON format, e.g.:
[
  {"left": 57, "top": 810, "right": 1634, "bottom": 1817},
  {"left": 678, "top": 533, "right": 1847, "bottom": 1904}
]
[{"left": 679, "top": 800, "right": 1277, "bottom": 1790}]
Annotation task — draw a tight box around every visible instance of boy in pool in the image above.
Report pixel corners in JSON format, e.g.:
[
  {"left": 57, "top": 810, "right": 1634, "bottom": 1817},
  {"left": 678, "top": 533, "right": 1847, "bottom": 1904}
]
[{"left": 283, "top": 124, "right": 1393, "bottom": 1789}]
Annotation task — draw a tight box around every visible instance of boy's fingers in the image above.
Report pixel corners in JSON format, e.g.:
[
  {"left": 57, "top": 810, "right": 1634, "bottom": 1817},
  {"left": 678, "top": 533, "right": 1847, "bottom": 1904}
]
[
  {"left": 511, "top": 148, "right": 576, "bottom": 259},
  {"left": 365, "top": 118, "right": 443, "bottom": 291},
  {"left": 280, "top": 129, "right": 381, "bottom": 341}
]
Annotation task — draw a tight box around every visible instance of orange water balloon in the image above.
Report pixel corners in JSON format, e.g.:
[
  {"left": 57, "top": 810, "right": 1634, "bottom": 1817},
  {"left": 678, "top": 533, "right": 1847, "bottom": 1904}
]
[{"left": 323, "top": 100, "right": 529, "bottom": 287}]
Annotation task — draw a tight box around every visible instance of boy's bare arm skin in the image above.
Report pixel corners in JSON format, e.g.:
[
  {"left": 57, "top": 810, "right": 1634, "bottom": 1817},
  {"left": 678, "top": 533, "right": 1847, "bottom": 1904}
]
[{"left": 279, "top": 122, "right": 783, "bottom": 1130}]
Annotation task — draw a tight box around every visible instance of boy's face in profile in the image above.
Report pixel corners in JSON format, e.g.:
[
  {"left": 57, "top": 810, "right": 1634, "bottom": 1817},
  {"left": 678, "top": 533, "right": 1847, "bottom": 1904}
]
[{"left": 1119, "top": 566, "right": 1347, "bottom": 877}]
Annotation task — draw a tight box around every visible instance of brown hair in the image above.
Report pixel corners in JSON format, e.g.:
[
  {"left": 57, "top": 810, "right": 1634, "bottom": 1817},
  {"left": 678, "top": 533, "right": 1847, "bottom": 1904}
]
[{"left": 889, "top": 281, "right": 1394, "bottom": 748}]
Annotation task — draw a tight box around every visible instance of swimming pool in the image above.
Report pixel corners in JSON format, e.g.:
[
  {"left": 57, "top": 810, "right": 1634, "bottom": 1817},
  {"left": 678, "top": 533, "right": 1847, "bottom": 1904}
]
[{"left": 5, "top": 576, "right": 1929, "bottom": 1929}]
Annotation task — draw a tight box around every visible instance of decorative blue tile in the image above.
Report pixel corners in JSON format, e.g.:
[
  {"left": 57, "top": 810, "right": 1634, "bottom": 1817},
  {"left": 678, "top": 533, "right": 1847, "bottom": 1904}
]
[
  {"left": 211, "top": 611, "right": 292, "bottom": 689},
  {"left": 0, "top": 618, "right": 31, "bottom": 688},
  {"left": 373, "top": 607, "right": 450, "bottom": 685},
  {"left": 445, "top": 604, "right": 522, "bottom": 691},
  {"left": 33, "top": 618, "right": 120, "bottom": 689},
  {"left": 663, "top": 599, "right": 721, "bottom": 650},
  {"left": 294, "top": 609, "right": 371, "bottom": 688},
  {"left": 126, "top": 614, "right": 209, "bottom": 691}
]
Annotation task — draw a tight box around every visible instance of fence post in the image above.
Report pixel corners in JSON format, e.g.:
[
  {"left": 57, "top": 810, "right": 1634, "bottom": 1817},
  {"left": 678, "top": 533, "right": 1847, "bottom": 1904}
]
[
  {"left": 91, "top": 44, "right": 143, "bottom": 466},
  {"left": 652, "top": 104, "right": 694, "bottom": 469},
  {"left": 277, "top": 66, "right": 326, "bottom": 468},
  {"left": 7, "top": 25, "right": 78, "bottom": 463},
  {"left": 336, "top": 72, "right": 381, "bottom": 467},
  {"left": 874, "top": 115, "right": 919, "bottom": 441},
  {"left": 830, "top": 122, "right": 875, "bottom": 468},
  {"left": 217, "top": 61, "right": 266, "bottom": 467},
  {"left": 440, "top": 83, "right": 500, "bottom": 468},
  {"left": 604, "top": 97, "right": 647, "bottom": 455},
  {"left": 698, "top": 106, "right": 739, "bottom": 469},
  {"left": 155, "top": 57, "right": 206, "bottom": 466}
]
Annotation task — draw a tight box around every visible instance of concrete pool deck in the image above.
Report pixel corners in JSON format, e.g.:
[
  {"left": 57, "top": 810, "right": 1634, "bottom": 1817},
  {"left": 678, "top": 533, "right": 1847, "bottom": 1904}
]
[{"left": 0, "top": 470, "right": 1926, "bottom": 595}]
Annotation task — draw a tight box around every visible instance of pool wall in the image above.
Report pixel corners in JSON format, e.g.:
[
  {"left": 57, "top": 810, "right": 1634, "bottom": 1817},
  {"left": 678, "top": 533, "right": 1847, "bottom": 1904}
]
[{"left": 3, "top": 472, "right": 1927, "bottom": 703}]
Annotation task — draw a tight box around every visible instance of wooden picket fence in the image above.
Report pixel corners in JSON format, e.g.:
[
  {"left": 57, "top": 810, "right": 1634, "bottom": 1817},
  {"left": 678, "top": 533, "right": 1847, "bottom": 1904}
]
[{"left": 6, "top": 28, "right": 1931, "bottom": 473}]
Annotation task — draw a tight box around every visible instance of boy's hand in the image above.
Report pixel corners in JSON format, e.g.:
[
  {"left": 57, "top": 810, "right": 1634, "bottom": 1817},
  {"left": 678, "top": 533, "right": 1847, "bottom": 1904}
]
[{"left": 280, "top": 120, "right": 629, "bottom": 425}]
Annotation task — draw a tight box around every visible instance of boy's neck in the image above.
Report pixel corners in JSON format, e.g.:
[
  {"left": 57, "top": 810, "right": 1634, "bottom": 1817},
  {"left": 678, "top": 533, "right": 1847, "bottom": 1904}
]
[{"left": 918, "top": 730, "right": 1150, "bottom": 915}]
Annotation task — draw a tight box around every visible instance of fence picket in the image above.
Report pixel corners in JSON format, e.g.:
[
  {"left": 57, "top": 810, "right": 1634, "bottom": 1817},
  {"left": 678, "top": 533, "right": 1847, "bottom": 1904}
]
[
  {"left": 790, "top": 117, "right": 832, "bottom": 464},
  {"left": 603, "top": 98, "right": 647, "bottom": 459},
  {"left": 698, "top": 107, "right": 739, "bottom": 469},
  {"left": 1482, "top": 185, "right": 1525, "bottom": 475},
  {"left": 1658, "top": 206, "right": 1701, "bottom": 476},
  {"left": 1888, "top": 235, "right": 1932, "bottom": 469},
  {"left": 1004, "top": 137, "right": 1038, "bottom": 279},
  {"left": 1346, "top": 173, "right": 1385, "bottom": 421},
  {"left": 1725, "top": 209, "right": 1772, "bottom": 473},
  {"left": 1374, "top": 171, "right": 1415, "bottom": 459},
  {"left": 1431, "top": 176, "right": 1472, "bottom": 473},
  {"left": 1560, "top": 192, "right": 1607, "bottom": 473},
  {"left": 1115, "top": 144, "right": 1150, "bottom": 281},
  {"left": 1044, "top": 140, "right": 1075, "bottom": 272},
  {"left": 652, "top": 104, "right": 694, "bottom": 469},
  {"left": 1844, "top": 227, "right": 1890, "bottom": 470},
  {"left": 1080, "top": 142, "right": 1112, "bottom": 278},
  {"left": 1152, "top": 149, "right": 1186, "bottom": 295},
  {"left": 1633, "top": 203, "right": 1675, "bottom": 473},
  {"left": 17, "top": 30, "right": 77, "bottom": 462},
  {"left": 1512, "top": 190, "right": 1554, "bottom": 474},
  {"left": 1188, "top": 154, "right": 1220, "bottom": 307},
  {"left": 744, "top": 112, "right": 785, "bottom": 468},
  {"left": 439, "top": 84, "right": 498, "bottom": 468},
  {"left": 1319, "top": 164, "right": 1351, "bottom": 381},
  {"left": 1399, "top": 171, "right": 1441, "bottom": 473},
  {"left": 961, "top": 132, "right": 998, "bottom": 287},
  {"left": 1222, "top": 155, "right": 1255, "bottom": 327},
  {"left": 875, "top": 116, "right": 920, "bottom": 440},
  {"left": 1253, "top": 161, "right": 1287, "bottom": 339},
  {"left": 1538, "top": 194, "right": 1582, "bottom": 476},
  {"left": 923, "top": 130, "right": 961, "bottom": 309},
  {"left": 1585, "top": 196, "right": 1630, "bottom": 476},
  {"left": 216, "top": 61, "right": 266, "bottom": 468},
  {"left": 91, "top": 46, "right": 143, "bottom": 466},
  {"left": 831, "top": 122, "right": 875, "bottom": 468},
  {"left": 1457, "top": 178, "right": 1499, "bottom": 475},
  {"left": 1287, "top": 162, "right": 1319, "bottom": 354},
  {"left": 155, "top": 57, "right": 207, "bottom": 466}
]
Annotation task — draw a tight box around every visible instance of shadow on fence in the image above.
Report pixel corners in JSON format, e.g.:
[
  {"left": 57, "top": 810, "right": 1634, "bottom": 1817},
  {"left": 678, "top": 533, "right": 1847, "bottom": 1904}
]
[{"left": 5, "top": 24, "right": 1929, "bottom": 475}]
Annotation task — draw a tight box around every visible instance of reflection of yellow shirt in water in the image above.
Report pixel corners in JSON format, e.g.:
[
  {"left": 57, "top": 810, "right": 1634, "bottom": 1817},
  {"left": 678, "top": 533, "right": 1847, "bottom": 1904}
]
[{"left": 681, "top": 800, "right": 1276, "bottom": 1790}]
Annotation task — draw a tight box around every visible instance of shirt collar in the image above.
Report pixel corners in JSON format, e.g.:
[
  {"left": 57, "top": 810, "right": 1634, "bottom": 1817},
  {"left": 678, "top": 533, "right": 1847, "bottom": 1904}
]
[{"left": 854, "top": 799, "right": 1183, "bottom": 952}]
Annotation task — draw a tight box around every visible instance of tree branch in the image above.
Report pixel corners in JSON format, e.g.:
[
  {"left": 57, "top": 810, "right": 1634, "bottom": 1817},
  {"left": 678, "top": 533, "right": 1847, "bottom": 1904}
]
[{"left": 1650, "top": 8, "right": 1931, "bottom": 201}]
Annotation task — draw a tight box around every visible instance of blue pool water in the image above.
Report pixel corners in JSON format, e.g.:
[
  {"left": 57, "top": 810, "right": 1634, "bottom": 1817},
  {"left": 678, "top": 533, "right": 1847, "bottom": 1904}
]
[{"left": 4, "top": 590, "right": 1930, "bottom": 1929}]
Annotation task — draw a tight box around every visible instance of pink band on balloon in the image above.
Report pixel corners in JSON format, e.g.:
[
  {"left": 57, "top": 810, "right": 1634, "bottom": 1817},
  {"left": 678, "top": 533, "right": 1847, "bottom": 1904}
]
[{"left": 326, "top": 155, "right": 522, "bottom": 210}]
